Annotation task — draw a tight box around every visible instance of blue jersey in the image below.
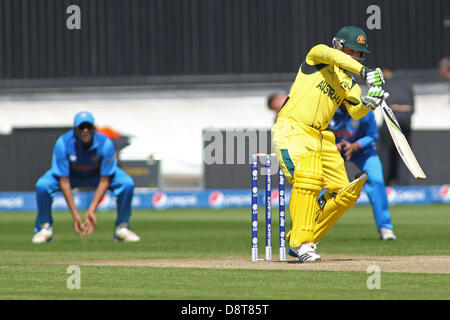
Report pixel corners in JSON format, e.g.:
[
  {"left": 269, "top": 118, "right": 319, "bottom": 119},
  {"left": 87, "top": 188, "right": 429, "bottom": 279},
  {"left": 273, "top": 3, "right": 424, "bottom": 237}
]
[
  {"left": 50, "top": 130, "right": 117, "bottom": 179},
  {"left": 328, "top": 107, "right": 378, "bottom": 162}
]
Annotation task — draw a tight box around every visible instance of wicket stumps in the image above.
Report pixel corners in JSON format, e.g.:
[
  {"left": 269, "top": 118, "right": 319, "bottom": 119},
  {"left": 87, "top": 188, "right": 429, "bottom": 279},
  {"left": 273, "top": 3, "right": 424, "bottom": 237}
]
[{"left": 251, "top": 153, "right": 286, "bottom": 262}]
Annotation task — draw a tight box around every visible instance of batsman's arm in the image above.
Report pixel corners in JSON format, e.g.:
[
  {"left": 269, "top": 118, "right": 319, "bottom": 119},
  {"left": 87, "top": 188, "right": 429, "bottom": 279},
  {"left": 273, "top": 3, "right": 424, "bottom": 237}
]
[
  {"left": 305, "top": 44, "right": 364, "bottom": 75},
  {"left": 343, "top": 84, "right": 371, "bottom": 120}
]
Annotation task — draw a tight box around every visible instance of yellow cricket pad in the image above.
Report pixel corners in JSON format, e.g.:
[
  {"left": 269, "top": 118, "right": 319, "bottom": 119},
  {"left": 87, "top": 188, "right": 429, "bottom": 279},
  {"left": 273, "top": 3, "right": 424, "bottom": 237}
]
[
  {"left": 313, "top": 173, "right": 368, "bottom": 243},
  {"left": 286, "top": 204, "right": 322, "bottom": 243},
  {"left": 289, "top": 152, "right": 323, "bottom": 247}
]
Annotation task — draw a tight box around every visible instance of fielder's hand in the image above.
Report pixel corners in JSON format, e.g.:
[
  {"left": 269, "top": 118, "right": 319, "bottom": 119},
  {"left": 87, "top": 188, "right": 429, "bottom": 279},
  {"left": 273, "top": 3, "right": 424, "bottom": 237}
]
[
  {"left": 361, "top": 67, "right": 385, "bottom": 87},
  {"left": 84, "top": 210, "right": 97, "bottom": 235},
  {"left": 362, "top": 86, "right": 388, "bottom": 110},
  {"left": 73, "top": 215, "right": 87, "bottom": 236},
  {"left": 341, "top": 140, "right": 360, "bottom": 161}
]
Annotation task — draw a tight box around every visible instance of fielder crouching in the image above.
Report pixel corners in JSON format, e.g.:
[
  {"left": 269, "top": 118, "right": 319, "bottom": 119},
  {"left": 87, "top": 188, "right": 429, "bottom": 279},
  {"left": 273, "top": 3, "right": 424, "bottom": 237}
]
[
  {"left": 272, "top": 26, "right": 388, "bottom": 262},
  {"left": 32, "top": 111, "right": 140, "bottom": 243}
]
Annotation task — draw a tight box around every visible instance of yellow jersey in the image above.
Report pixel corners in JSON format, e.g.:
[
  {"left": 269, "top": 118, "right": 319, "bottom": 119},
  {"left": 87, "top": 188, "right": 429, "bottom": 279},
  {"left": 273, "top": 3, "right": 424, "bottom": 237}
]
[{"left": 277, "top": 44, "right": 370, "bottom": 130}]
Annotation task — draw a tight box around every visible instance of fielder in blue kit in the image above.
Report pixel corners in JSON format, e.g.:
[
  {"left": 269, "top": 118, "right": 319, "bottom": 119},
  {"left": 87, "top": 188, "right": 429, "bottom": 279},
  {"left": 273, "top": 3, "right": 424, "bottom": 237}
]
[
  {"left": 328, "top": 105, "right": 396, "bottom": 240},
  {"left": 32, "top": 111, "right": 140, "bottom": 243}
]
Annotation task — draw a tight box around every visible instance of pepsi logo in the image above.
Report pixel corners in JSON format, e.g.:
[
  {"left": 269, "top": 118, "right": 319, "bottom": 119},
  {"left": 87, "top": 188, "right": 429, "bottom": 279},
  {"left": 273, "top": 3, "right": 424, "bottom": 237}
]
[
  {"left": 152, "top": 192, "right": 168, "bottom": 209},
  {"left": 439, "top": 185, "right": 450, "bottom": 201},
  {"left": 209, "top": 191, "right": 224, "bottom": 208}
]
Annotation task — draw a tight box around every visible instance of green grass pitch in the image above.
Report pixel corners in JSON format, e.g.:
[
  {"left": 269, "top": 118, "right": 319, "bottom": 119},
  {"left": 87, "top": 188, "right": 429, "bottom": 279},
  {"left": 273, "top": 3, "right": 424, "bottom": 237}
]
[{"left": 0, "top": 204, "right": 448, "bottom": 300}]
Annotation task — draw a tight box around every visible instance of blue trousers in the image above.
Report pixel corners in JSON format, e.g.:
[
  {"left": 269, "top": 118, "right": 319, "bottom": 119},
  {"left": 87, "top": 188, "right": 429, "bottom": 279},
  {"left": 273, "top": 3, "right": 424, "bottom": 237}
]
[
  {"left": 35, "top": 167, "right": 135, "bottom": 232},
  {"left": 353, "top": 154, "right": 394, "bottom": 232}
]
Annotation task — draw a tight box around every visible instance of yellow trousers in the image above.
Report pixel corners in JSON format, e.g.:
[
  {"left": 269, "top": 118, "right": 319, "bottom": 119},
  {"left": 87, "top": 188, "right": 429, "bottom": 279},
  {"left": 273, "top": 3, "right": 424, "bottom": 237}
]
[{"left": 272, "top": 118, "right": 356, "bottom": 246}]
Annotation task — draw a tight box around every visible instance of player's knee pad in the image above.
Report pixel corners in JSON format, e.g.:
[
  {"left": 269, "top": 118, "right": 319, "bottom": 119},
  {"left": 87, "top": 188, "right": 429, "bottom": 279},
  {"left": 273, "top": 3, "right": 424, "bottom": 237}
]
[
  {"left": 292, "top": 152, "right": 323, "bottom": 193},
  {"left": 313, "top": 172, "right": 368, "bottom": 242},
  {"left": 320, "top": 172, "right": 368, "bottom": 216},
  {"left": 334, "top": 172, "right": 368, "bottom": 209}
]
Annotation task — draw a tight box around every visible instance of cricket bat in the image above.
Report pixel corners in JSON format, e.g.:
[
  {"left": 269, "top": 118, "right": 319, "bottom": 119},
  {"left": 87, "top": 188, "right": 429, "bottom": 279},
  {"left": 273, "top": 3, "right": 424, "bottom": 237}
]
[{"left": 381, "top": 100, "right": 426, "bottom": 180}]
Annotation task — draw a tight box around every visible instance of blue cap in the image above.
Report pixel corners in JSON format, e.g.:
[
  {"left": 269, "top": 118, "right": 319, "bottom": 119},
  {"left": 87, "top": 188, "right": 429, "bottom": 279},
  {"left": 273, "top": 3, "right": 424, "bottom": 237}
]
[{"left": 74, "top": 111, "right": 95, "bottom": 127}]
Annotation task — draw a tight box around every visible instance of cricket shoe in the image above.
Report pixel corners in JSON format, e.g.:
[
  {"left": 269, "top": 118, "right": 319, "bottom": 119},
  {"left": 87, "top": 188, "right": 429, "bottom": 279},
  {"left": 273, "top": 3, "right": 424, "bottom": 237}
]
[
  {"left": 114, "top": 224, "right": 141, "bottom": 242},
  {"left": 380, "top": 227, "right": 397, "bottom": 240},
  {"left": 32, "top": 223, "right": 53, "bottom": 243},
  {"left": 288, "top": 242, "right": 319, "bottom": 258},
  {"left": 288, "top": 242, "right": 319, "bottom": 257},
  {"left": 288, "top": 242, "right": 321, "bottom": 263}
]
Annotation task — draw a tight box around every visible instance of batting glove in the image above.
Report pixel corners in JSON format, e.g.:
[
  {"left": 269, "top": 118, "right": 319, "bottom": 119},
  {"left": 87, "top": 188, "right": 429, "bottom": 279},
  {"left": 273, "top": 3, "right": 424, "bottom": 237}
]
[
  {"left": 362, "top": 86, "right": 388, "bottom": 110},
  {"left": 361, "top": 67, "right": 385, "bottom": 87}
]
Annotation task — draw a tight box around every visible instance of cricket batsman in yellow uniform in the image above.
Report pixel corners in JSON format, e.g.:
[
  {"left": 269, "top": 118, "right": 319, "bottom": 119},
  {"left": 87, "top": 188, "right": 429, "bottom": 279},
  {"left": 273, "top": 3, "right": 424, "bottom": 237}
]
[{"left": 272, "top": 26, "right": 388, "bottom": 262}]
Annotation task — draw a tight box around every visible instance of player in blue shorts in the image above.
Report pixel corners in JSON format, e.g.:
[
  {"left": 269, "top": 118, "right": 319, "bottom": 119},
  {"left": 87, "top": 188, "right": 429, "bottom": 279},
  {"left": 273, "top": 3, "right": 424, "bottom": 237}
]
[
  {"left": 328, "top": 105, "right": 397, "bottom": 240},
  {"left": 32, "top": 111, "right": 140, "bottom": 243}
]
